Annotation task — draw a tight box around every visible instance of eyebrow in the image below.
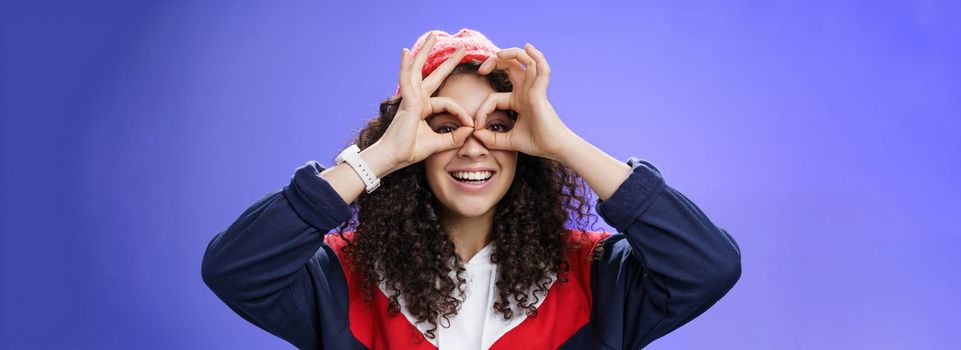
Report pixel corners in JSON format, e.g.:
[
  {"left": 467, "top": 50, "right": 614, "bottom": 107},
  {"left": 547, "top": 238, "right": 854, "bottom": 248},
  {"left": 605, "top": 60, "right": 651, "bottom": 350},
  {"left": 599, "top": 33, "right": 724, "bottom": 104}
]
[
  {"left": 487, "top": 109, "right": 516, "bottom": 121},
  {"left": 426, "top": 113, "right": 455, "bottom": 124}
]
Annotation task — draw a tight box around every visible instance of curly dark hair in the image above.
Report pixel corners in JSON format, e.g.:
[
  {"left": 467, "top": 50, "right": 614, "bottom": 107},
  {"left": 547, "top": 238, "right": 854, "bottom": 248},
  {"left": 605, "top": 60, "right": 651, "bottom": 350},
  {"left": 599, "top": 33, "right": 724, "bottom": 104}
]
[{"left": 334, "top": 60, "right": 602, "bottom": 340}]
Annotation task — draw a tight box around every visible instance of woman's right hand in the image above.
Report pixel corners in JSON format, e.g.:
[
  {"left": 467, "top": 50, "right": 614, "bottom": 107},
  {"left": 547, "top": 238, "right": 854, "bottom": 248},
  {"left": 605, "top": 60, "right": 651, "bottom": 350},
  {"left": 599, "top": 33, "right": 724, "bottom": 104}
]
[{"left": 372, "top": 33, "right": 476, "bottom": 172}]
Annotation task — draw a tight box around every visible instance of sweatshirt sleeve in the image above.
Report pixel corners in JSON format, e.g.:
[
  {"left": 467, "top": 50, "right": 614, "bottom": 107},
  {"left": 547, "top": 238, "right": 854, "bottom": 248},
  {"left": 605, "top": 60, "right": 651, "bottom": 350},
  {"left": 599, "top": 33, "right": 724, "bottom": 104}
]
[
  {"left": 200, "top": 161, "right": 355, "bottom": 349},
  {"left": 590, "top": 157, "right": 742, "bottom": 349}
]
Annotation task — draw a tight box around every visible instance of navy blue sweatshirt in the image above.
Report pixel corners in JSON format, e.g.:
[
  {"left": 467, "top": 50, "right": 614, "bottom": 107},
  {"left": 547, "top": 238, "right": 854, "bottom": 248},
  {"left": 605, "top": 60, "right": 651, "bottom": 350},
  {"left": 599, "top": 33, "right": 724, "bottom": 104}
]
[{"left": 201, "top": 157, "right": 742, "bottom": 349}]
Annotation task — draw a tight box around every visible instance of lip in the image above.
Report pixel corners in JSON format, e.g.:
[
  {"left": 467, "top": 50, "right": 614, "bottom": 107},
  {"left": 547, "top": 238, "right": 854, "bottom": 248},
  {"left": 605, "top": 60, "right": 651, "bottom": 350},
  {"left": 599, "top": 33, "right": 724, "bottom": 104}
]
[
  {"left": 447, "top": 169, "right": 497, "bottom": 192},
  {"left": 448, "top": 167, "right": 496, "bottom": 173}
]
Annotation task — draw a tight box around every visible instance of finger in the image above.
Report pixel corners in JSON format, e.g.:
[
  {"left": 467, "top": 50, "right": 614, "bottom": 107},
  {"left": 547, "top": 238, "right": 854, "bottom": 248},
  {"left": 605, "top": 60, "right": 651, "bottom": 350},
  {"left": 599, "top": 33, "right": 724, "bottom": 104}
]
[
  {"left": 435, "top": 126, "right": 474, "bottom": 151},
  {"left": 478, "top": 55, "right": 499, "bottom": 74},
  {"left": 473, "top": 92, "right": 512, "bottom": 128},
  {"left": 497, "top": 47, "right": 536, "bottom": 66},
  {"left": 428, "top": 96, "right": 475, "bottom": 127},
  {"left": 472, "top": 128, "right": 514, "bottom": 151},
  {"left": 398, "top": 48, "right": 413, "bottom": 97},
  {"left": 497, "top": 47, "right": 537, "bottom": 85},
  {"left": 411, "top": 33, "right": 438, "bottom": 82},
  {"left": 478, "top": 56, "right": 525, "bottom": 86},
  {"left": 422, "top": 45, "right": 467, "bottom": 94},
  {"left": 525, "top": 43, "right": 551, "bottom": 92}
]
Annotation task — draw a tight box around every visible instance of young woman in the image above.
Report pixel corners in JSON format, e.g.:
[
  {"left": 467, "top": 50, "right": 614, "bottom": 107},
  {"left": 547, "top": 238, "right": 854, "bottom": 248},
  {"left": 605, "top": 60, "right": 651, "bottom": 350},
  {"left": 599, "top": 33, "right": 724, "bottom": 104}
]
[{"left": 202, "top": 29, "right": 742, "bottom": 350}]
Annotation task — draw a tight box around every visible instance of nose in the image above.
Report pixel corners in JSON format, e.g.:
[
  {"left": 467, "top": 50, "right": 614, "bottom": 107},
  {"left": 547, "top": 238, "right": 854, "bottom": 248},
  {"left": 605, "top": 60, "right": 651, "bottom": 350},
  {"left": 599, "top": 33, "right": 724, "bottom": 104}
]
[{"left": 457, "top": 133, "right": 489, "bottom": 159}]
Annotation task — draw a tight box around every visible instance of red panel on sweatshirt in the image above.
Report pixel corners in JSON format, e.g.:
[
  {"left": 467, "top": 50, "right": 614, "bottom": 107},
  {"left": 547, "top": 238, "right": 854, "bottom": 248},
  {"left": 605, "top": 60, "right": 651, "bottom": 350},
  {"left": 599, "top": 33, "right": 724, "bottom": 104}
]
[{"left": 323, "top": 230, "right": 610, "bottom": 349}]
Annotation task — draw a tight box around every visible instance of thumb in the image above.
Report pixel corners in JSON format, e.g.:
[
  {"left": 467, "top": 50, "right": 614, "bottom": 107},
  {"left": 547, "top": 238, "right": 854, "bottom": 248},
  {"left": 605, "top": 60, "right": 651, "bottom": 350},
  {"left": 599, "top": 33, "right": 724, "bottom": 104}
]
[
  {"left": 472, "top": 129, "right": 512, "bottom": 151},
  {"left": 437, "top": 126, "right": 474, "bottom": 151}
]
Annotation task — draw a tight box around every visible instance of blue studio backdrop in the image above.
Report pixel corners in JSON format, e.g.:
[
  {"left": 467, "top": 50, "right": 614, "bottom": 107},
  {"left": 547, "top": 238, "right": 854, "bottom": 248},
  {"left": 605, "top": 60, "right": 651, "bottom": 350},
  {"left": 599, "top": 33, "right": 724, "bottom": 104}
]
[{"left": 2, "top": 0, "right": 959, "bottom": 349}]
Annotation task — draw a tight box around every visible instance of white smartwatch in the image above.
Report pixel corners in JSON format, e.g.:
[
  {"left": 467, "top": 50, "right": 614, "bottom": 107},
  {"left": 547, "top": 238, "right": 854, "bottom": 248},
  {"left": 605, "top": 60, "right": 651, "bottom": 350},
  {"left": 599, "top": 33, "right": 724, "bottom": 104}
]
[{"left": 336, "top": 144, "right": 381, "bottom": 194}]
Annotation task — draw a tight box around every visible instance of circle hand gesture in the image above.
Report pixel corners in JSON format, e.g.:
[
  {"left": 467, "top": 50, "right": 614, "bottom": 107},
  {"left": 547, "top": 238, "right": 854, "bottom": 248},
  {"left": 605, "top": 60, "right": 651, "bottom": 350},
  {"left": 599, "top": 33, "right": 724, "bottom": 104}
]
[
  {"left": 376, "top": 33, "right": 476, "bottom": 168},
  {"left": 472, "top": 44, "right": 577, "bottom": 161}
]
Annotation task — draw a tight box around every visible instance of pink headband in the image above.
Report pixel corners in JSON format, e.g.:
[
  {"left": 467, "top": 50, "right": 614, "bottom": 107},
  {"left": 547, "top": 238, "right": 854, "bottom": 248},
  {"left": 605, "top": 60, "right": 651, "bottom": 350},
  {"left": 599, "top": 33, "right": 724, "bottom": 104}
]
[{"left": 395, "top": 28, "right": 501, "bottom": 96}]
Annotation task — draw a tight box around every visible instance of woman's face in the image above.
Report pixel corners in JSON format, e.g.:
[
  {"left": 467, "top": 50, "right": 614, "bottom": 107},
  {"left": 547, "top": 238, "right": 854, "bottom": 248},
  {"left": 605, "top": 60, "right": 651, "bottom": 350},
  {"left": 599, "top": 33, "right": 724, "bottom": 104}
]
[{"left": 425, "top": 73, "right": 517, "bottom": 219}]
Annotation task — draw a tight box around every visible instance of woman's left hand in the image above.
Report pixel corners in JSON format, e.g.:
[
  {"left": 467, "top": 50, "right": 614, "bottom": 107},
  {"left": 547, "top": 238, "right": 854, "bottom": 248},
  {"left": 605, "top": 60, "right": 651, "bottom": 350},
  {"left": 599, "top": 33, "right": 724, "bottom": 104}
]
[{"left": 472, "top": 44, "right": 579, "bottom": 162}]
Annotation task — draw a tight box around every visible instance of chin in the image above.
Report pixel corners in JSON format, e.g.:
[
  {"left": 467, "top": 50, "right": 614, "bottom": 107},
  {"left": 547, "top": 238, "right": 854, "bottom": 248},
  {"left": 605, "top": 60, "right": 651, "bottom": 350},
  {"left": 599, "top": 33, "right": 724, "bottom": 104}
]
[{"left": 446, "top": 200, "right": 497, "bottom": 218}]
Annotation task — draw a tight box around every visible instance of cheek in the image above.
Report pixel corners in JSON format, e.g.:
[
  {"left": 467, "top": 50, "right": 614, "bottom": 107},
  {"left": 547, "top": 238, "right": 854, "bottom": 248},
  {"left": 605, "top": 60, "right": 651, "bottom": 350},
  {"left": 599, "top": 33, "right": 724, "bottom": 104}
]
[
  {"left": 495, "top": 151, "right": 518, "bottom": 171},
  {"left": 424, "top": 151, "right": 454, "bottom": 187},
  {"left": 494, "top": 151, "right": 519, "bottom": 183},
  {"left": 424, "top": 152, "right": 446, "bottom": 171}
]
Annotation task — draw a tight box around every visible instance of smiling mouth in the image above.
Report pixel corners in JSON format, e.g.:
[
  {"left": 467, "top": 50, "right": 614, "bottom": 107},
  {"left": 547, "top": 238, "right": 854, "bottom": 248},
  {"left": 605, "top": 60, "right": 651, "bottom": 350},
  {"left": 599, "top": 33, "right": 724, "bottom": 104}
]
[{"left": 448, "top": 170, "right": 495, "bottom": 184}]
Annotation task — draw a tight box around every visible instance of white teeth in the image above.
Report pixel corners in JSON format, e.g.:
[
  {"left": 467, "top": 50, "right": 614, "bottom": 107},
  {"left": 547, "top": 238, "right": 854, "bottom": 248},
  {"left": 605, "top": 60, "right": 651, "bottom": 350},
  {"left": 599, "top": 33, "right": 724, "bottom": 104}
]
[{"left": 451, "top": 171, "right": 493, "bottom": 181}]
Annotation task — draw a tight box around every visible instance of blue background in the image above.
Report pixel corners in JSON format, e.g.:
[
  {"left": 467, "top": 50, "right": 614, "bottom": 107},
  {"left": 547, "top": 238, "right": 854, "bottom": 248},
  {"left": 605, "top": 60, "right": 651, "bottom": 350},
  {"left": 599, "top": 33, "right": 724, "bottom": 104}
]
[{"left": 2, "top": 0, "right": 959, "bottom": 348}]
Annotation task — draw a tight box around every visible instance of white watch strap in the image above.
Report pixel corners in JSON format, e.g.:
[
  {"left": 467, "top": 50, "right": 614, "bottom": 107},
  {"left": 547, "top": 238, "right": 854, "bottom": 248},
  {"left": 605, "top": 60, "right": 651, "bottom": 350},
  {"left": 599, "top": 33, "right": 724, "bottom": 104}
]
[{"left": 336, "top": 144, "right": 381, "bottom": 193}]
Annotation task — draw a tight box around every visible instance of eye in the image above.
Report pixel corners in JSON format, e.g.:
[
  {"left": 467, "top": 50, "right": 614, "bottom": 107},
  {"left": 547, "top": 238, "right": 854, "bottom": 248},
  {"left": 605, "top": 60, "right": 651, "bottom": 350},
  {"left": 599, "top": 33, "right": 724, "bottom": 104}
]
[
  {"left": 427, "top": 113, "right": 460, "bottom": 134},
  {"left": 487, "top": 123, "right": 511, "bottom": 133},
  {"left": 434, "top": 125, "right": 456, "bottom": 134},
  {"left": 485, "top": 110, "right": 514, "bottom": 133}
]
